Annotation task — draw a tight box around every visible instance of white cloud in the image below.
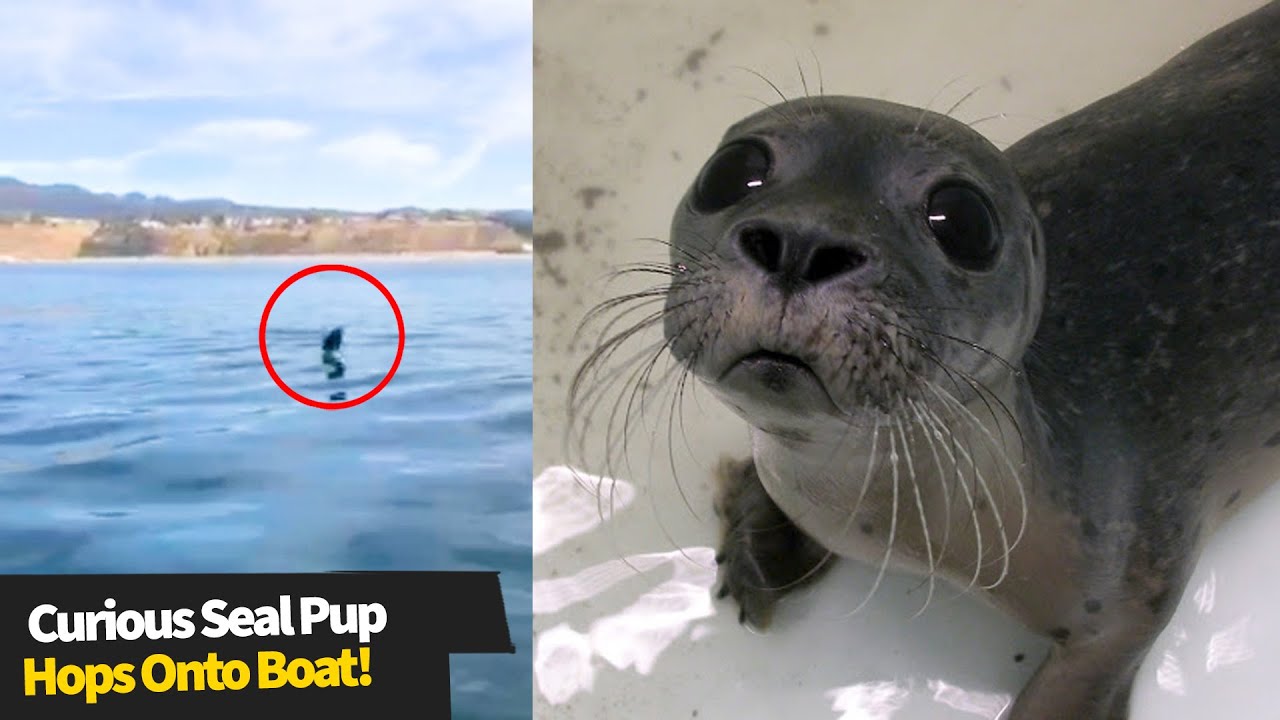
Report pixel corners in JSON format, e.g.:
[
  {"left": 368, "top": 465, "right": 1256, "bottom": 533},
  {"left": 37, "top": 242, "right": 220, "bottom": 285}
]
[
  {"left": 0, "top": 0, "right": 532, "bottom": 112},
  {"left": 0, "top": 0, "right": 531, "bottom": 209},
  {"left": 169, "top": 119, "right": 313, "bottom": 148},
  {"left": 319, "top": 130, "right": 441, "bottom": 173},
  {"left": 0, "top": 151, "right": 148, "bottom": 185}
]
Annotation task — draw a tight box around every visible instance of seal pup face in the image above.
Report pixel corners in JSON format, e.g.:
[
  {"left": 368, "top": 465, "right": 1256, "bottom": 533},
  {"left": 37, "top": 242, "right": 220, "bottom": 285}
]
[{"left": 664, "top": 96, "right": 1044, "bottom": 436}]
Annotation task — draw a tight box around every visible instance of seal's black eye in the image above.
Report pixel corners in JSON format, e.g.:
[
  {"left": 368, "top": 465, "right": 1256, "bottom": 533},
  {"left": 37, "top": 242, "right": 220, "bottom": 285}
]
[
  {"left": 926, "top": 184, "right": 999, "bottom": 270},
  {"left": 692, "top": 140, "right": 771, "bottom": 213}
]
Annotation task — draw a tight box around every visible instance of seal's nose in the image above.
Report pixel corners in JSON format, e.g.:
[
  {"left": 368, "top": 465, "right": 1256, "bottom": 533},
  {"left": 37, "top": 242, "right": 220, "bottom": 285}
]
[{"left": 735, "top": 222, "right": 879, "bottom": 294}]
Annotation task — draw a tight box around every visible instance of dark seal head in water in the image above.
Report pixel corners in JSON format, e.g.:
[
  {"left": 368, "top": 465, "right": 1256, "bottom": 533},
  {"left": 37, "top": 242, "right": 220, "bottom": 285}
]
[
  {"left": 322, "top": 326, "right": 343, "bottom": 354},
  {"left": 322, "top": 326, "right": 346, "bottom": 385},
  {"left": 647, "top": 3, "right": 1279, "bottom": 718}
]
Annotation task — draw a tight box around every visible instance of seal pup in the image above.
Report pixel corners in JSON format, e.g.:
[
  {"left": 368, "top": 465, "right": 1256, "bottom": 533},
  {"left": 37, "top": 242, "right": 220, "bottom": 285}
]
[
  {"left": 322, "top": 326, "right": 347, "bottom": 401},
  {"left": 322, "top": 326, "right": 345, "bottom": 380},
  {"left": 572, "top": 2, "right": 1278, "bottom": 718}
]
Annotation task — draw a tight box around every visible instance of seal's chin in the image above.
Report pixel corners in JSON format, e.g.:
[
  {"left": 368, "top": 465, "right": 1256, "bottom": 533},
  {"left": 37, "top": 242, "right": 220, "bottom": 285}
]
[{"left": 713, "top": 350, "right": 842, "bottom": 420}]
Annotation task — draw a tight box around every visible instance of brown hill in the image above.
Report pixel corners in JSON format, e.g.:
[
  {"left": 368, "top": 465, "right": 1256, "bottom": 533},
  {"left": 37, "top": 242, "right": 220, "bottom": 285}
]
[{"left": 0, "top": 216, "right": 528, "bottom": 260}]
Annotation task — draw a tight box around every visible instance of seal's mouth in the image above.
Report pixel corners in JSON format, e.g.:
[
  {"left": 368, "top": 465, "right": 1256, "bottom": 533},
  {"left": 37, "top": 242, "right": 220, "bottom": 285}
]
[
  {"left": 719, "top": 350, "right": 814, "bottom": 383},
  {"left": 715, "top": 349, "right": 841, "bottom": 416}
]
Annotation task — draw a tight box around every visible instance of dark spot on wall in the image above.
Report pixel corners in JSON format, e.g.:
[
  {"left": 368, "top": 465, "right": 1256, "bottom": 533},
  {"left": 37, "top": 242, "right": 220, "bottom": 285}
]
[
  {"left": 574, "top": 230, "right": 587, "bottom": 248},
  {"left": 1084, "top": 599, "right": 1102, "bottom": 614},
  {"left": 672, "top": 150, "right": 682, "bottom": 161},
  {"left": 1013, "top": 653, "right": 1025, "bottom": 663},
  {"left": 683, "top": 48, "right": 708, "bottom": 74},
  {"left": 814, "top": 22, "right": 829, "bottom": 36},
  {"left": 1151, "top": 261, "right": 1168, "bottom": 281},
  {"left": 1264, "top": 430, "right": 1280, "bottom": 447},
  {"left": 859, "top": 522, "right": 874, "bottom": 535},
  {"left": 551, "top": 373, "right": 562, "bottom": 385},
  {"left": 1000, "top": 75, "right": 1012, "bottom": 92},
  {"left": 636, "top": 88, "right": 648, "bottom": 102},
  {"left": 709, "top": 29, "right": 724, "bottom": 45},
  {"left": 974, "top": 497, "right": 988, "bottom": 511},
  {"left": 541, "top": 262, "right": 569, "bottom": 288},
  {"left": 577, "top": 186, "right": 613, "bottom": 210},
  {"left": 1050, "top": 627, "right": 1071, "bottom": 643},
  {"left": 1208, "top": 428, "right": 1222, "bottom": 443},
  {"left": 1225, "top": 489, "right": 1242, "bottom": 507},
  {"left": 1082, "top": 519, "right": 1099, "bottom": 538},
  {"left": 533, "top": 230, "right": 567, "bottom": 255}
]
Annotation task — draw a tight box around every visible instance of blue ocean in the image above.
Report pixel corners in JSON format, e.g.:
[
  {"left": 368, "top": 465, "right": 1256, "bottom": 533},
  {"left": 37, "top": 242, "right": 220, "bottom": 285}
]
[{"left": 0, "top": 256, "right": 532, "bottom": 719}]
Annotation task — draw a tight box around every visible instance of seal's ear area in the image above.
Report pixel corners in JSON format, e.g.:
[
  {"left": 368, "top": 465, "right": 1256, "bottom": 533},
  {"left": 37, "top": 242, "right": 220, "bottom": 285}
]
[
  {"left": 924, "top": 182, "right": 1001, "bottom": 272},
  {"left": 691, "top": 139, "right": 772, "bottom": 213}
]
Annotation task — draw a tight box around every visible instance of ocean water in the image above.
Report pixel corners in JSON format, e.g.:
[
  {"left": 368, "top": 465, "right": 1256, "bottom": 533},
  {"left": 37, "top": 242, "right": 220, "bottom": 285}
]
[{"left": 0, "top": 256, "right": 532, "bottom": 719}]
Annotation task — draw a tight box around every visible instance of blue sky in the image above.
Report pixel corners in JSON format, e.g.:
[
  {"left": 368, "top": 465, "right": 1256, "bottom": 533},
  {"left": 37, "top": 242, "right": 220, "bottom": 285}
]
[{"left": 0, "top": 0, "right": 531, "bottom": 212}]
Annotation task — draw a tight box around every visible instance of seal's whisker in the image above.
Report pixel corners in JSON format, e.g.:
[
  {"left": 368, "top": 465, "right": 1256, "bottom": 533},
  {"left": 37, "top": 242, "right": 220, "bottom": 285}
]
[
  {"left": 737, "top": 95, "right": 803, "bottom": 130},
  {"left": 837, "top": 313, "right": 989, "bottom": 582},
  {"left": 896, "top": 413, "right": 938, "bottom": 618},
  {"left": 635, "top": 342, "right": 717, "bottom": 569},
  {"left": 615, "top": 320, "right": 695, "bottom": 477},
  {"left": 766, "top": 423, "right": 882, "bottom": 599},
  {"left": 926, "top": 386, "right": 1005, "bottom": 570},
  {"left": 571, "top": 281, "right": 688, "bottom": 351},
  {"left": 886, "top": 321, "right": 1020, "bottom": 376},
  {"left": 929, "top": 381, "right": 1029, "bottom": 558},
  {"left": 659, "top": 337, "right": 707, "bottom": 520},
  {"left": 841, "top": 422, "right": 900, "bottom": 618},
  {"left": 583, "top": 314, "right": 708, "bottom": 572},
  {"left": 924, "top": 84, "right": 987, "bottom": 141},
  {"left": 635, "top": 235, "right": 722, "bottom": 270},
  {"left": 908, "top": 398, "right": 955, "bottom": 570},
  {"left": 809, "top": 47, "right": 824, "bottom": 100},
  {"left": 730, "top": 66, "right": 803, "bottom": 127},
  {"left": 568, "top": 308, "right": 670, "bottom": 426},
  {"left": 566, "top": 291, "right": 715, "bottom": 483},
  {"left": 896, "top": 329, "right": 1027, "bottom": 465},
  {"left": 575, "top": 291, "right": 671, "bottom": 350},
  {"left": 605, "top": 263, "right": 687, "bottom": 280},
  {"left": 926, "top": 383, "right": 1017, "bottom": 590},
  {"left": 793, "top": 55, "right": 821, "bottom": 123},
  {"left": 912, "top": 74, "right": 967, "bottom": 134},
  {"left": 965, "top": 112, "right": 1008, "bottom": 130},
  {"left": 914, "top": 391, "right": 986, "bottom": 597},
  {"left": 669, "top": 352, "right": 705, "bottom": 517}
]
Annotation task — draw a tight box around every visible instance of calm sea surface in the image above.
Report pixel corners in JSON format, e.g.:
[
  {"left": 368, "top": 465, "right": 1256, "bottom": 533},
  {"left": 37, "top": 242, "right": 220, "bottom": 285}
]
[{"left": 0, "top": 256, "right": 532, "bottom": 718}]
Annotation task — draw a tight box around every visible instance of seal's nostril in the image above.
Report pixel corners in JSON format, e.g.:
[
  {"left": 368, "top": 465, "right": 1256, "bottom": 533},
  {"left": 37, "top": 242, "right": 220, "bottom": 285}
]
[
  {"left": 738, "top": 228, "right": 784, "bottom": 274},
  {"left": 805, "top": 245, "right": 868, "bottom": 284}
]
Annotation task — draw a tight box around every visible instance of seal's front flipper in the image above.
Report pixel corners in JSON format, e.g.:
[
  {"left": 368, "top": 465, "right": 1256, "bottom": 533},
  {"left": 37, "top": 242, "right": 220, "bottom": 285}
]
[
  {"left": 1009, "top": 567, "right": 1187, "bottom": 720},
  {"left": 713, "top": 456, "right": 835, "bottom": 630}
]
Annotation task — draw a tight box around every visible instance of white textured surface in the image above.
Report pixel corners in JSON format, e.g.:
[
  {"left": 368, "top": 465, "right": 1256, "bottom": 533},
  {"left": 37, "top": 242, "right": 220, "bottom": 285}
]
[{"left": 532, "top": 1, "right": 1278, "bottom": 717}]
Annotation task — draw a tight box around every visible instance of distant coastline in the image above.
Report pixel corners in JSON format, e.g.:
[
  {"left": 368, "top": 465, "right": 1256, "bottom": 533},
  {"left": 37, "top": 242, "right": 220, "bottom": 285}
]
[
  {"left": 0, "top": 177, "right": 533, "bottom": 262},
  {"left": 0, "top": 215, "right": 533, "bottom": 262}
]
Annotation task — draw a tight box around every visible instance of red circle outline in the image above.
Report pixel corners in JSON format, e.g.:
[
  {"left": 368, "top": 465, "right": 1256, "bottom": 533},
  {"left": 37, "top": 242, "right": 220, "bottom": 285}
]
[{"left": 258, "top": 264, "right": 406, "bottom": 410}]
